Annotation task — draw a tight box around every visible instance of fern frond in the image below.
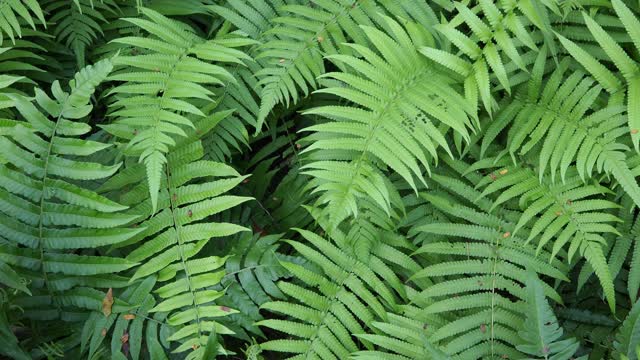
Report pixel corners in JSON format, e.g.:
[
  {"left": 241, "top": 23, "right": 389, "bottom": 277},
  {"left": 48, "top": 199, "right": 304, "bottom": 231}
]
[
  {"left": 405, "top": 165, "right": 569, "bottom": 359},
  {"left": 614, "top": 299, "right": 640, "bottom": 360},
  {"left": 216, "top": 232, "right": 295, "bottom": 340},
  {"left": 483, "top": 52, "right": 640, "bottom": 210},
  {"left": 473, "top": 158, "right": 619, "bottom": 311},
  {"left": 106, "top": 7, "right": 253, "bottom": 212},
  {"left": 0, "top": 0, "right": 46, "bottom": 45},
  {"left": 422, "top": 0, "right": 540, "bottom": 114},
  {"left": 517, "top": 271, "right": 579, "bottom": 359},
  {"left": 213, "top": 0, "right": 442, "bottom": 133},
  {"left": 301, "top": 15, "right": 475, "bottom": 229},
  {"left": 43, "top": 0, "right": 118, "bottom": 68},
  {"left": 258, "top": 228, "right": 402, "bottom": 359},
  {"left": 100, "top": 118, "right": 251, "bottom": 358},
  {"left": 558, "top": 0, "right": 640, "bottom": 151},
  {"left": 0, "top": 58, "right": 140, "bottom": 319}
]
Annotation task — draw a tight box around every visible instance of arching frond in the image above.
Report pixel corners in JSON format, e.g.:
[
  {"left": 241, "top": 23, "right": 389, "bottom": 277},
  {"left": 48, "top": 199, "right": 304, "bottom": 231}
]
[
  {"left": 406, "top": 166, "right": 568, "bottom": 359},
  {"left": 484, "top": 49, "right": 640, "bottom": 208},
  {"left": 212, "top": 0, "right": 442, "bottom": 132},
  {"left": 301, "top": 15, "right": 475, "bottom": 229},
  {"left": 471, "top": 157, "right": 619, "bottom": 311},
  {"left": 105, "top": 7, "right": 254, "bottom": 212},
  {"left": 258, "top": 228, "right": 402, "bottom": 359},
  {"left": 557, "top": 0, "right": 640, "bottom": 151},
  {"left": 98, "top": 117, "right": 251, "bottom": 359}
]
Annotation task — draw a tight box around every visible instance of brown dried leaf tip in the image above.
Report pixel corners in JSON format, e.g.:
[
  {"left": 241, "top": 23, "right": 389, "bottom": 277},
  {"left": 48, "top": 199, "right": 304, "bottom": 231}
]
[{"left": 102, "top": 288, "right": 114, "bottom": 317}]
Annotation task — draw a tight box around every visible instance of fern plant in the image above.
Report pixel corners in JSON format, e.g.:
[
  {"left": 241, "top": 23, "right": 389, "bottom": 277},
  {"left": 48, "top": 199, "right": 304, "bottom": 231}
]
[
  {"left": 0, "top": 0, "right": 46, "bottom": 45},
  {"left": 301, "top": 14, "right": 476, "bottom": 229},
  {"left": 96, "top": 114, "right": 251, "bottom": 359},
  {"left": 105, "top": 7, "right": 254, "bottom": 213},
  {"left": 6, "top": 1, "right": 640, "bottom": 359},
  {"left": 258, "top": 228, "right": 403, "bottom": 359},
  {"left": 0, "top": 58, "right": 140, "bottom": 321}
]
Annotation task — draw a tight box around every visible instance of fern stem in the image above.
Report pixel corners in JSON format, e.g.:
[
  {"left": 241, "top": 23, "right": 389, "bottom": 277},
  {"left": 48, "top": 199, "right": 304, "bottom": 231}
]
[
  {"left": 223, "top": 264, "right": 279, "bottom": 278},
  {"left": 490, "top": 232, "right": 501, "bottom": 359},
  {"left": 36, "top": 98, "right": 75, "bottom": 317},
  {"left": 164, "top": 163, "right": 205, "bottom": 343}
]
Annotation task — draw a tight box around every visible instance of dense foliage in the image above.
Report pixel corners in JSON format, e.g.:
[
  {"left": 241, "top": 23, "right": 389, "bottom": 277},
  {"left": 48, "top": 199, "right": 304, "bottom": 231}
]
[{"left": 4, "top": 0, "right": 640, "bottom": 359}]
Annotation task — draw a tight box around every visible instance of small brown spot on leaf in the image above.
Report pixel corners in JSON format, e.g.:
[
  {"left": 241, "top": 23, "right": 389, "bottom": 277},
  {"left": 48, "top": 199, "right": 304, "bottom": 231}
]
[
  {"left": 489, "top": 173, "right": 497, "bottom": 180},
  {"left": 123, "top": 314, "right": 136, "bottom": 320},
  {"left": 480, "top": 323, "right": 486, "bottom": 333},
  {"left": 499, "top": 169, "right": 508, "bottom": 175},
  {"left": 632, "top": 129, "right": 639, "bottom": 134},
  {"left": 121, "top": 331, "right": 129, "bottom": 344},
  {"left": 502, "top": 232, "right": 510, "bottom": 238},
  {"left": 101, "top": 328, "right": 107, "bottom": 337},
  {"left": 221, "top": 306, "right": 231, "bottom": 312},
  {"left": 187, "top": 209, "right": 193, "bottom": 218},
  {"left": 102, "top": 288, "right": 113, "bottom": 317}
]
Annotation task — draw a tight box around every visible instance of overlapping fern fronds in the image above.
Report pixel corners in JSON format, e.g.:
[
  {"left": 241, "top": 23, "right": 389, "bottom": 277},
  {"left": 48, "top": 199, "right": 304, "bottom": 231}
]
[
  {"left": 258, "top": 228, "right": 404, "bottom": 359},
  {"left": 105, "top": 7, "right": 254, "bottom": 212},
  {"left": 5, "top": 1, "right": 640, "bottom": 359},
  {"left": 96, "top": 114, "right": 251, "bottom": 359},
  {"left": 301, "top": 15, "right": 476, "bottom": 230},
  {"left": 0, "top": 58, "right": 139, "bottom": 321}
]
